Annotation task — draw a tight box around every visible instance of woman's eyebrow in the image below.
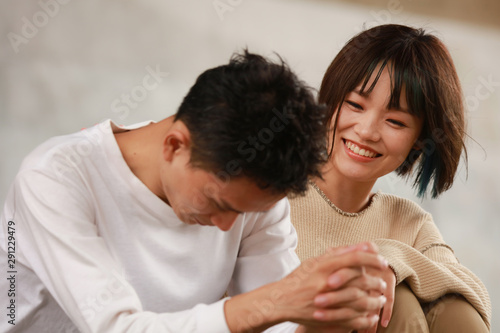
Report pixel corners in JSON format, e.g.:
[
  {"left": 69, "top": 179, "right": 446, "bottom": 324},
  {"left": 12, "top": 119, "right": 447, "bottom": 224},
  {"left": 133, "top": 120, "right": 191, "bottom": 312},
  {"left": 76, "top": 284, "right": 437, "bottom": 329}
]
[
  {"left": 351, "top": 89, "right": 410, "bottom": 113},
  {"left": 352, "top": 89, "right": 369, "bottom": 97},
  {"left": 389, "top": 101, "right": 410, "bottom": 113}
]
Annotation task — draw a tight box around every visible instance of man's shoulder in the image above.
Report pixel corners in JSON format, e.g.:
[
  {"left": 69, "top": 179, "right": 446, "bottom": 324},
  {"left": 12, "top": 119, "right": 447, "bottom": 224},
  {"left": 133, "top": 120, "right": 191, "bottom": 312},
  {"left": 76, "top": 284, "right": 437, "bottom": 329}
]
[
  {"left": 18, "top": 121, "right": 112, "bottom": 174},
  {"left": 239, "top": 197, "right": 291, "bottom": 235}
]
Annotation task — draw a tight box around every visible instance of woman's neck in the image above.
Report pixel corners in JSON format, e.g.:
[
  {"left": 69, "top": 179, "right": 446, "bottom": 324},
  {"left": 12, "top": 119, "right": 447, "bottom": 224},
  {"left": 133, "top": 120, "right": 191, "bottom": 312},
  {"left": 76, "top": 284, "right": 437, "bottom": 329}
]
[{"left": 314, "top": 163, "right": 376, "bottom": 214}]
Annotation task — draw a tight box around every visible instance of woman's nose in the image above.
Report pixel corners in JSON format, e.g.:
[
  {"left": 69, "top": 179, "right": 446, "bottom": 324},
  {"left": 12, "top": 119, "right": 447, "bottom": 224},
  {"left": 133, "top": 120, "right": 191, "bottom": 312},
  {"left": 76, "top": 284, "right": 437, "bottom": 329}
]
[{"left": 354, "top": 112, "right": 381, "bottom": 142}]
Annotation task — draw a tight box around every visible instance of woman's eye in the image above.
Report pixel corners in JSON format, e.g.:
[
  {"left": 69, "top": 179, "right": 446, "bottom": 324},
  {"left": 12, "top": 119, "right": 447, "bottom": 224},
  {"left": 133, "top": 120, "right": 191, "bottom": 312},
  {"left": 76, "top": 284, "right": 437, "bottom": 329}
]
[
  {"left": 387, "top": 119, "right": 406, "bottom": 127},
  {"left": 346, "top": 101, "right": 362, "bottom": 110}
]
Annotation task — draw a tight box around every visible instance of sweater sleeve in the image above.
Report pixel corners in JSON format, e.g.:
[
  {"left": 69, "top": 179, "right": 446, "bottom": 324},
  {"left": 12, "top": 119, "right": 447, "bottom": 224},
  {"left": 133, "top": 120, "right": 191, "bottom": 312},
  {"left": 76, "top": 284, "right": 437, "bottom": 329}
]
[
  {"left": 10, "top": 169, "right": 231, "bottom": 333},
  {"left": 374, "top": 216, "right": 491, "bottom": 329}
]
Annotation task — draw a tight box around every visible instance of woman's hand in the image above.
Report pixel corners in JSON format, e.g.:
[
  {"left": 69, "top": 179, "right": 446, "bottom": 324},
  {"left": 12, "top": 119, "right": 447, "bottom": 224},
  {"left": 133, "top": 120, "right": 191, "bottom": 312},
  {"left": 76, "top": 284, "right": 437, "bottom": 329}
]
[
  {"left": 225, "top": 242, "right": 388, "bottom": 333},
  {"left": 358, "top": 266, "right": 397, "bottom": 333}
]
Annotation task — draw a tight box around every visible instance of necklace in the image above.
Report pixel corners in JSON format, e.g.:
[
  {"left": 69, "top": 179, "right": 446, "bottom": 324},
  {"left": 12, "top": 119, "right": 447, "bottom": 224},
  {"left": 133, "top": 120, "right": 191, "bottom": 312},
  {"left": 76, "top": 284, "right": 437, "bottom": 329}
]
[{"left": 309, "top": 181, "right": 376, "bottom": 217}]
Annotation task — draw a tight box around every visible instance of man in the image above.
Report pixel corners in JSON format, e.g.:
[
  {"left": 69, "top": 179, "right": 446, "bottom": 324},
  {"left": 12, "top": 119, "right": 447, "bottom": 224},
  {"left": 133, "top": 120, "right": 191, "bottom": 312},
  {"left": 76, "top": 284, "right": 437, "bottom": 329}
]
[{"left": 1, "top": 51, "right": 387, "bottom": 332}]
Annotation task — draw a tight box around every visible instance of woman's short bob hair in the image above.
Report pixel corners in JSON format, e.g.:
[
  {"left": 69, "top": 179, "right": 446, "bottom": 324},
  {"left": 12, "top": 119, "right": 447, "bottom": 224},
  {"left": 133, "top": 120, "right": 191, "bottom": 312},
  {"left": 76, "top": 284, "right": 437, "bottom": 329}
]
[{"left": 319, "top": 24, "right": 467, "bottom": 198}]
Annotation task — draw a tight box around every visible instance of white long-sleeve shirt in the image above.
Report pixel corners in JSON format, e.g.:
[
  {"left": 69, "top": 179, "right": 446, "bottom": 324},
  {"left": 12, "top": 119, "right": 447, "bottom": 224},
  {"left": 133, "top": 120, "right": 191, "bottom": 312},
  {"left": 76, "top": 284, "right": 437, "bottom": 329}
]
[{"left": 0, "top": 120, "right": 300, "bottom": 333}]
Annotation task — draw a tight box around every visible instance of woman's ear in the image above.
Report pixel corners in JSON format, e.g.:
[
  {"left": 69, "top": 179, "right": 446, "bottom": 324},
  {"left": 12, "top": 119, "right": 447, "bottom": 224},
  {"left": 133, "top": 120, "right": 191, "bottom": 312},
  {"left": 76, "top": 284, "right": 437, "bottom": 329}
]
[{"left": 412, "top": 138, "right": 423, "bottom": 151}]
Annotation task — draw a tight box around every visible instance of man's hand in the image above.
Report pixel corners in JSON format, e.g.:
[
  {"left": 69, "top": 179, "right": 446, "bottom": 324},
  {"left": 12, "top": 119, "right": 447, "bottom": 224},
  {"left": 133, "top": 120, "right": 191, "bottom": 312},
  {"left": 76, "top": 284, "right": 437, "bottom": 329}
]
[
  {"left": 295, "top": 323, "right": 354, "bottom": 333},
  {"left": 294, "top": 243, "right": 389, "bottom": 332},
  {"left": 280, "top": 242, "right": 387, "bottom": 323}
]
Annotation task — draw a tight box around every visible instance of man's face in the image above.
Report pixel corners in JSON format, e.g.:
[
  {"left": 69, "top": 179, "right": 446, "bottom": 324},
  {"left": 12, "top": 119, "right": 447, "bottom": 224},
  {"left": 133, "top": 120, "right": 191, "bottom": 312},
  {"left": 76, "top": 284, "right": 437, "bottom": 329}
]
[{"left": 161, "top": 154, "right": 283, "bottom": 231}]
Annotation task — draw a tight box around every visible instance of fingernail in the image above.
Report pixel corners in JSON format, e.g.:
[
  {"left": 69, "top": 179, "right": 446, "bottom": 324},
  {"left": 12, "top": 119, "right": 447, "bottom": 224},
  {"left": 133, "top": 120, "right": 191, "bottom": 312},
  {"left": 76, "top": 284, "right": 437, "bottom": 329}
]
[
  {"left": 382, "top": 319, "right": 390, "bottom": 327},
  {"left": 313, "top": 311, "right": 325, "bottom": 320},
  {"left": 328, "top": 274, "right": 341, "bottom": 287},
  {"left": 335, "top": 245, "right": 356, "bottom": 255},
  {"left": 314, "top": 295, "right": 327, "bottom": 306},
  {"left": 326, "top": 247, "right": 335, "bottom": 253},
  {"left": 381, "top": 281, "right": 387, "bottom": 290},
  {"left": 378, "top": 255, "right": 388, "bottom": 267}
]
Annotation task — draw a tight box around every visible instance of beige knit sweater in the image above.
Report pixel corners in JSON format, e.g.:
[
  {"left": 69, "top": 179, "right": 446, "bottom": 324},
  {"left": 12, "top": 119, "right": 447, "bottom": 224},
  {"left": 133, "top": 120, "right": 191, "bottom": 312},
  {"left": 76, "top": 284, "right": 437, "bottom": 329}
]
[{"left": 288, "top": 183, "right": 491, "bottom": 329}]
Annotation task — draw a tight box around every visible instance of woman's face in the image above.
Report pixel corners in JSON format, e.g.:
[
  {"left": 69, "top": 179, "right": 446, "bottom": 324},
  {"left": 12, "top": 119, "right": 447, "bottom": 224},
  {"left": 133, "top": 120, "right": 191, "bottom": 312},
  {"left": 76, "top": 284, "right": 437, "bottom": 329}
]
[{"left": 329, "top": 66, "right": 423, "bottom": 185}]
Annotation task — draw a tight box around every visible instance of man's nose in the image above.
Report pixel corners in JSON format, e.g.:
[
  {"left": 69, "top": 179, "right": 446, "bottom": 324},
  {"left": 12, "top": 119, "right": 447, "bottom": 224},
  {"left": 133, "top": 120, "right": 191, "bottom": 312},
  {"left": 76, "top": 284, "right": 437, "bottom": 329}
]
[{"left": 210, "top": 211, "right": 239, "bottom": 231}]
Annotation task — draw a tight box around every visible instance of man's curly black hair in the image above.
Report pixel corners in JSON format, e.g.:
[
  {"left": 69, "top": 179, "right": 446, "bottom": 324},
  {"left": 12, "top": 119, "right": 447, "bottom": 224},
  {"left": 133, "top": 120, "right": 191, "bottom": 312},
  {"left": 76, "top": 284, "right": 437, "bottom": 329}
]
[{"left": 174, "top": 50, "right": 328, "bottom": 195}]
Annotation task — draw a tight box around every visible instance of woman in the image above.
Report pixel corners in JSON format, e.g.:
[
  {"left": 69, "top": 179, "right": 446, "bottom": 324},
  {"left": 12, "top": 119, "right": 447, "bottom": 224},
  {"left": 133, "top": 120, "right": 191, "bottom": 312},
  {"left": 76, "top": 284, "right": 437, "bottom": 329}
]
[{"left": 289, "top": 24, "right": 491, "bottom": 332}]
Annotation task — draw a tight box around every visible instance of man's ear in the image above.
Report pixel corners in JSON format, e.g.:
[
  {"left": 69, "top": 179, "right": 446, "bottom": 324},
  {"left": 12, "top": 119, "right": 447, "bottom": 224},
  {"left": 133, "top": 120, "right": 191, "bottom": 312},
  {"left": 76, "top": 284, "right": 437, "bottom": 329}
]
[{"left": 162, "top": 129, "right": 190, "bottom": 162}]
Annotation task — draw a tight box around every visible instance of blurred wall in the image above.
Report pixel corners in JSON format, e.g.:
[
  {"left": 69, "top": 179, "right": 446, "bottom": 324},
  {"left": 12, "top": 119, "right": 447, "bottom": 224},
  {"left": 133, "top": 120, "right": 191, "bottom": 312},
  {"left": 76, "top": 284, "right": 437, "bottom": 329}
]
[
  {"left": 1, "top": 0, "right": 499, "bottom": 330},
  {"left": 329, "top": 0, "right": 500, "bottom": 29}
]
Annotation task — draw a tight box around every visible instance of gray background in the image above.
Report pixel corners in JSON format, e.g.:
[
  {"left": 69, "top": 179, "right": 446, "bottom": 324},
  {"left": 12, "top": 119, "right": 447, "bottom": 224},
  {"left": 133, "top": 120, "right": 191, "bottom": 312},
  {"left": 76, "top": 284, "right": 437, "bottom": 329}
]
[{"left": 1, "top": 0, "right": 499, "bottom": 330}]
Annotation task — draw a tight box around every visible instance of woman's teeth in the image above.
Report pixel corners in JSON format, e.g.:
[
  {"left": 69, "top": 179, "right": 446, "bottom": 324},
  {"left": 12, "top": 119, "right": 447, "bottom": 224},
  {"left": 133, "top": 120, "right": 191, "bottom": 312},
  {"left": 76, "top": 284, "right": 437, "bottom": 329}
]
[{"left": 346, "top": 141, "right": 377, "bottom": 158}]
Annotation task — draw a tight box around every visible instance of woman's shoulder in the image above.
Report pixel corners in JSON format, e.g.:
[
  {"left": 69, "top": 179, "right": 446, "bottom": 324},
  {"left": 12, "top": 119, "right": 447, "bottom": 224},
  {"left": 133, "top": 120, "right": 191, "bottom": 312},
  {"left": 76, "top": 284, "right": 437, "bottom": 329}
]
[{"left": 373, "top": 191, "right": 432, "bottom": 221}]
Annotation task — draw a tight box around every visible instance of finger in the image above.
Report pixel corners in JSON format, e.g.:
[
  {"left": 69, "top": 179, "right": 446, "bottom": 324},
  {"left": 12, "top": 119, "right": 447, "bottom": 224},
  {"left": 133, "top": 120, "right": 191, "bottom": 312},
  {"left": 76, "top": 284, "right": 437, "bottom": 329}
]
[
  {"left": 314, "top": 287, "right": 368, "bottom": 308},
  {"left": 326, "top": 242, "right": 379, "bottom": 256},
  {"left": 325, "top": 244, "right": 360, "bottom": 256},
  {"left": 359, "top": 290, "right": 382, "bottom": 333},
  {"left": 313, "top": 309, "right": 380, "bottom": 331},
  {"left": 366, "top": 324, "right": 378, "bottom": 333},
  {"left": 315, "top": 288, "right": 386, "bottom": 313},
  {"left": 349, "top": 314, "right": 380, "bottom": 332},
  {"left": 312, "top": 306, "right": 363, "bottom": 322},
  {"left": 341, "top": 273, "right": 387, "bottom": 295},
  {"left": 366, "top": 314, "right": 381, "bottom": 333},
  {"left": 380, "top": 284, "right": 395, "bottom": 327},
  {"left": 326, "top": 267, "right": 363, "bottom": 289},
  {"left": 359, "top": 241, "right": 379, "bottom": 254},
  {"left": 300, "top": 326, "right": 351, "bottom": 333},
  {"left": 360, "top": 326, "right": 373, "bottom": 333},
  {"left": 321, "top": 251, "right": 388, "bottom": 275},
  {"left": 341, "top": 294, "right": 386, "bottom": 313}
]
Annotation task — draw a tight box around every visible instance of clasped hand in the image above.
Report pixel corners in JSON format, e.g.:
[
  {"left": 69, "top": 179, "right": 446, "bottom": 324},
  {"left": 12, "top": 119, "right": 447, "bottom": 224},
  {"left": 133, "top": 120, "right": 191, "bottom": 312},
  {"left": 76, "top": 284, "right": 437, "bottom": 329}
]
[{"left": 289, "top": 242, "right": 391, "bottom": 333}]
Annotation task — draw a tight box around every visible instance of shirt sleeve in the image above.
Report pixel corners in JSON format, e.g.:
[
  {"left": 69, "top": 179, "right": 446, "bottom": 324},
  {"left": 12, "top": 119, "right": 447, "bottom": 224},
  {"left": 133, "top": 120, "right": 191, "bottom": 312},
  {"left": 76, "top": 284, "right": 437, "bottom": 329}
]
[
  {"left": 227, "top": 198, "right": 300, "bottom": 295},
  {"left": 227, "top": 197, "right": 301, "bottom": 332},
  {"left": 11, "top": 169, "right": 231, "bottom": 333},
  {"left": 374, "top": 216, "right": 491, "bottom": 330}
]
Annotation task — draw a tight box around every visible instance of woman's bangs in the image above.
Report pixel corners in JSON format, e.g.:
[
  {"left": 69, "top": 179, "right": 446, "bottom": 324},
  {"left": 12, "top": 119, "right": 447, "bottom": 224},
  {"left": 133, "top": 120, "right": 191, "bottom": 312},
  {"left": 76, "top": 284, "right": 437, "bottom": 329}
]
[{"left": 390, "top": 60, "right": 426, "bottom": 118}]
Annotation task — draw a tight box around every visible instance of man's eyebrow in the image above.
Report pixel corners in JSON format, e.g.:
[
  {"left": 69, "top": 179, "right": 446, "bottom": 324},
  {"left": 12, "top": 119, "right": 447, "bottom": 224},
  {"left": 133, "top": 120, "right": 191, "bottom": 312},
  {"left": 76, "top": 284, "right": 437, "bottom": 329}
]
[{"left": 214, "top": 198, "right": 244, "bottom": 214}]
